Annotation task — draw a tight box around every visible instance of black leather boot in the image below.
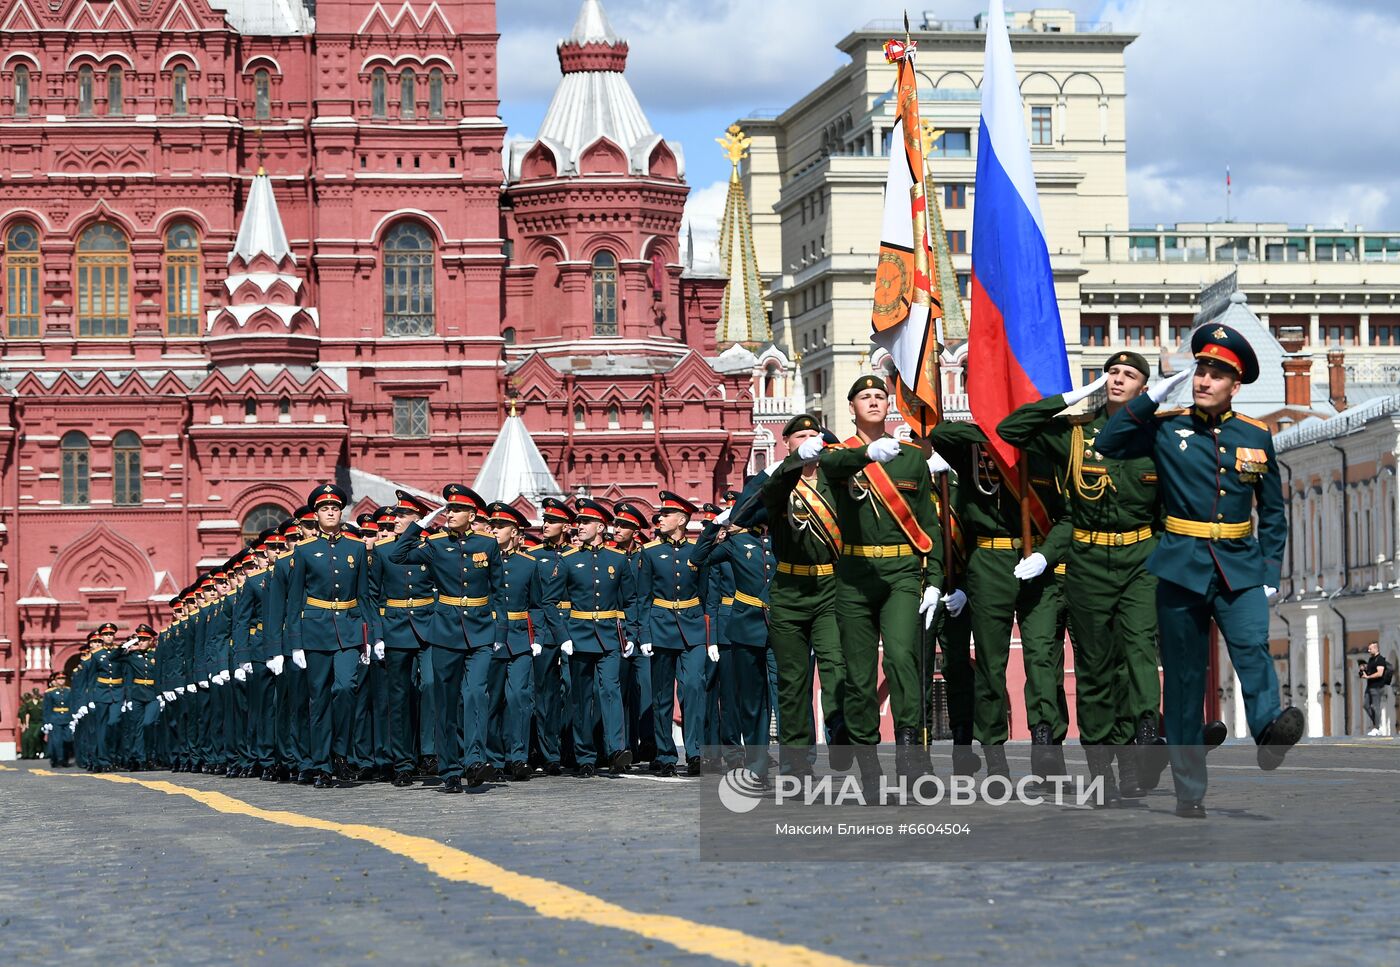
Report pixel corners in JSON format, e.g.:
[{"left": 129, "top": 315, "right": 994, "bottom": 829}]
[
  {"left": 894, "top": 727, "right": 919, "bottom": 784},
  {"left": 982, "top": 743, "right": 1010, "bottom": 779},
  {"left": 853, "top": 745, "right": 884, "bottom": 804},
  {"left": 1026, "top": 724, "right": 1059, "bottom": 795},
  {"left": 950, "top": 724, "right": 980, "bottom": 777},
  {"left": 1136, "top": 711, "right": 1168, "bottom": 790},
  {"left": 1081, "top": 744, "right": 1121, "bottom": 808},
  {"left": 1117, "top": 743, "right": 1146, "bottom": 799},
  {"left": 827, "top": 715, "right": 854, "bottom": 772}
]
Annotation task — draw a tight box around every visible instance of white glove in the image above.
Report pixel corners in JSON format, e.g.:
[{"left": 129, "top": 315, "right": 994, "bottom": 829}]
[
  {"left": 373, "top": 640, "right": 386, "bottom": 661},
  {"left": 918, "top": 586, "right": 942, "bottom": 629},
  {"left": 641, "top": 642, "right": 654, "bottom": 657},
  {"left": 1062, "top": 372, "right": 1110, "bottom": 407},
  {"left": 218, "top": 670, "right": 231, "bottom": 685},
  {"left": 1264, "top": 585, "right": 1278, "bottom": 599},
  {"left": 43, "top": 723, "right": 52, "bottom": 735},
  {"left": 198, "top": 680, "right": 210, "bottom": 690},
  {"left": 707, "top": 644, "right": 720, "bottom": 662},
  {"left": 944, "top": 588, "right": 968, "bottom": 617},
  {"left": 530, "top": 642, "right": 542, "bottom": 657},
  {"left": 157, "top": 698, "right": 165, "bottom": 710},
  {"left": 492, "top": 642, "right": 502, "bottom": 652},
  {"left": 1014, "top": 552, "right": 1049, "bottom": 581},
  {"left": 866, "top": 437, "right": 902, "bottom": 464},
  {"left": 418, "top": 505, "right": 445, "bottom": 527},
  {"left": 927, "top": 450, "right": 951, "bottom": 475},
  {"left": 70, "top": 717, "right": 79, "bottom": 730},
  {"left": 88, "top": 702, "right": 96, "bottom": 710},
  {"left": 560, "top": 639, "right": 574, "bottom": 656},
  {"left": 622, "top": 640, "right": 635, "bottom": 658},
  {"left": 714, "top": 508, "right": 732, "bottom": 526},
  {"left": 240, "top": 662, "right": 253, "bottom": 675},
  {"left": 175, "top": 685, "right": 186, "bottom": 695},
  {"left": 291, "top": 649, "right": 307, "bottom": 669},
  {"left": 164, "top": 691, "right": 176, "bottom": 702},
  {"left": 1148, "top": 368, "right": 1193, "bottom": 404},
  {"left": 233, "top": 667, "right": 247, "bottom": 682},
  {"left": 358, "top": 647, "right": 371, "bottom": 666},
  {"left": 267, "top": 655, "right": 285, "bottom": 676},
  {"left": 796, "top": 437, "right": 825, "bottom": 462}
]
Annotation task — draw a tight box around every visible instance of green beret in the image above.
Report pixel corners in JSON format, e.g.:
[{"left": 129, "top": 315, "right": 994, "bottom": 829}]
[
  {"left": 1103, "top": 351, "right": 1150, "bottom": 379},
  {"left": 1191, "top": 323, "right": 1260, "bottom": 384},
  {"left": 781, "top": 413, "right": 821, "bottom": 437},
  {"left": 847, "top": 374, "right": 888, "bottom": 401}
]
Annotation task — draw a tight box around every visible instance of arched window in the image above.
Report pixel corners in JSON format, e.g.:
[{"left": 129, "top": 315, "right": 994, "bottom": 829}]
[
  {"left": 76, "top": 222, "right": 130, "bottom": 337},
  {"left": 106, "top": 65, "right": 123, "bottom": 115},
  {"left": 61, "top": 431, "right": 89, "bottom": 505},
  {"left": 501, "top": 326, "right": 516, "bottom": 345},
  {"left": 4, "top": 221, "right": 41, "bottom": 338},
  {"left": 382, "top": 221, "right": 435, "bottom": 336},
  {"left": 429, "top": 68, "right": 444, "bottom": 118},
  {"left": 241, "top": 503, "right": 287, "bottom": 546},
  {"left": 370, "top": 68, "right": 386, "bottom": 118},
  {"left": 591, "top": 251, "right": 617, "bottom": 336},
  {"left": 78, "top": 66, "right": 94, "bottom": 116},
  {"left": 15, "top": 64, "right": 30, "bottom": 117},
  {"left": 253, "top": 68, "right": 270, "bottom": 120},
  {"left": 400, "top": 69, "right": 416, "bottom": 119},
  {"left": 172, "top": 65, "right": 188, "bottom": 116},
  {"left": 573, "top": 405, "right": 585, "bottom": 429},
  {"left": 278, "top": 397, "right": 291, "bottom": 421},
  {"left": 244, "top": 397, "right": 257, "bottom": 421},
  {"left": 607, "top": 403, "right": 620, "bottom": 429},
  {"left": 164, "top": 221, "right": 200, "bottom": 336},
  {"left": 641, "top": 403, "right": 654, "bottom": 429},
  {"left": 113, "top": 430, "right": 141, "bottom": 506}
]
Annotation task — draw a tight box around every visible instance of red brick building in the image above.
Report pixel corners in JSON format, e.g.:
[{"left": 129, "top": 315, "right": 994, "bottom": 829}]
[{"left": 0, "top": 0, "right": 754, "bottom": 753}]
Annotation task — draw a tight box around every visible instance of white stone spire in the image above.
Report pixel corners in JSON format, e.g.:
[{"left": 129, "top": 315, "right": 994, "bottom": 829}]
[
  {"left": 567, "top": 0, "right": 620, "bottom": 44},
  {"left": 473, "top": 404, "right": 564, "bottom": 504},
  {"left": 231, "top": 168, "right": 293, "bottom": 265}
]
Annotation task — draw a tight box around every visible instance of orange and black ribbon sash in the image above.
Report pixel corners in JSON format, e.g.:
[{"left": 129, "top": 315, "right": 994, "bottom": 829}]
[{"left": 794, "top": 477, "right": 842, "bottom": 559}]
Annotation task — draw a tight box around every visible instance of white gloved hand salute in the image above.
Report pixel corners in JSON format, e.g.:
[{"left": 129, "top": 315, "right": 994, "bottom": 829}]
[
  {"left": 944, "top": 589, "right": 968, "bottom": 617},
  {"left": 1062, "top": 371, "right": 1110, "bottom": 407},
  {"left": 1148, "top": 368, "right": 1193, "bottom": 404},
  {"left": 865, "top": 437, "right": 902, "bottom": 464},
  {"left": 713, "top": 508, "right": 732, "bottom": 527},
  {"left": 796, "top": 437, "right": 826, "bottom": 462},
  {"left": 918, "top": 586, "right": 942, "bottom": 629},
  {"left": 1014, "top": 552, "right": 1049, "bottom": 581}
]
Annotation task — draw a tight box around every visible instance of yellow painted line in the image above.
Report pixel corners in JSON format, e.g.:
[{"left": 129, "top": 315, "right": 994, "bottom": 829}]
[{"left": 29, "top": 769, "right": 869, "bottom": 967}]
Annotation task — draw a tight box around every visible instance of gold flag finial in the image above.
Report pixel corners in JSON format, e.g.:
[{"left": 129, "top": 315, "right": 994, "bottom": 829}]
[{"left": 717, "top": 124, "right": 752, "bottom": 169}]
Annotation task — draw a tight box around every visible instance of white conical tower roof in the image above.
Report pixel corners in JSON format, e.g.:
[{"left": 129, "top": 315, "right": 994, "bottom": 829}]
[
  {"left": 231, "top": 168, "right": 293, "bottom": 264},
  {"left": 568, "top": 0, "right": 620, "bottom": 43},
  {"left": 473, "top": 406, "right": 564, "bottom": 503}
]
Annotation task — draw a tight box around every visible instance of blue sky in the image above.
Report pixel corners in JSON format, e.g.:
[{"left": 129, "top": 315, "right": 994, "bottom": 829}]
[{"left": 498, "top": 1, "right": 1400, "bottom": 251}]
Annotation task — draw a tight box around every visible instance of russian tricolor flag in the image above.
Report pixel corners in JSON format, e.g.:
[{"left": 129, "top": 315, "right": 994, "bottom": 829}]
[{"left": 968, "top": 0, "right": 1071, "bottom": 467}]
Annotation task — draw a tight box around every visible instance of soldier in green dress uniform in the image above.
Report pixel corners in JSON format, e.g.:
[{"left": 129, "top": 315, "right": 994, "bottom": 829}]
[
  {"left": 804, "top": 377, "right": 944, "bottom": 785},
  {"left": 997, "top": 351, "right": 1169, "bottom": 802},
  {"left": 1096, "top": 323, "right": 1304, "bottom": 818},
  {"left": 118, "top": 624, "right": 160, "bottom": 769}
]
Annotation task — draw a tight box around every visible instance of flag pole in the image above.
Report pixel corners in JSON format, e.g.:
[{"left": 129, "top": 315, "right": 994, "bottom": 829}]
[{"left": 1019, "top": 457, "right": 1033, "bottom": 558}]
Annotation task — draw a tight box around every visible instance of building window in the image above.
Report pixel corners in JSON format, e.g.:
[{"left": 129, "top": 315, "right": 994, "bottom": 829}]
[
  {"left": 4, "top": 221, "right": 41, "bottom": 338},
  {"left": 1031, "top": 105, "right": 1052, "bottom": 145},
  {"left": 955, "top": 271, "right": 970, "bottom": 298},
  {"left": 607, "top": 403, "right": 620, "bottom": 429},
  {"left": 429, "top": 69, "right": 444, "bottom": 118},
  {"left": 1370, "top": 323, "right": 1400, "bottom": 346},
  {"left": 278, "top": 397, "right": 291, "bottom": 421},
  {"left": 76, "top": 222, "right": 130, "bottom": 337},
  {"left": 502, "top": 326, "right": 516, "bottom": 346},
  {"left": 1169, "top": 319, "right": 1194, "bottom": 346},
  {"left": 383, "top": 221, "right": 435, "bottom": 336},
  {"left": 1080, "top": 366, "right": 1102, "bottom": 385},
  {"left": 172, "top": 65, "right": 188, "bottom": 116},
  {"left": 164, "top": 221, "right": 200, "bottom": 336},
  {"left": 1080, "top": 320, "right": 1107, "bottom": 347},
  {"left": 244, "top": 397, "right": 257, "bottom": 421},
  {"left": 943, "top": 183, "right": 965, "bottom": 209},
  {"left": 113, "top": 430, "right": 142, "bottom": 506},
  {"left": 241, "top": 503, "right": 286, "bottom": 546},
  {"left": 371, "top": 68, "right": 386, "bottom": 118},
  {"left": 1122, "top": 324, "right": 1159, "bottom": 347},
  {"left": 573, "top": 405, "right": 585, "bottom": 429},
  {"left": 106, "top": 65, "right": 123, "bottom": 115},
  {"left": 253, "top": 68, "right": 270, "bottom": 120},
  {"left": 1323, "top": 322, "right": 1358, "bottom": 346},
  {"left": 15, "top": 64, "right": 30, "bottom": 117},
  {"left": 78, "top": 65, "right": 93, "bottom": 116},
  {"left": 61, "top": 431, "right": 90, "bottom": 505},
  {"left": 400, "top": 70, "right": 416, "bottom": 119},
  {"left": 945, "top": 230, "right": 967, "bottom": 255},
  {"left": 641, "top": 403, "right": 654, "bottom": 429},
  {"left": 392, "top": 397, "right": 429, "bottom": 439},
  {"left": 591, "top": 252, "right": 617, "bottom": 336},
  {"left": 929, "top": 129, "right": 971, "bottom": 158}
]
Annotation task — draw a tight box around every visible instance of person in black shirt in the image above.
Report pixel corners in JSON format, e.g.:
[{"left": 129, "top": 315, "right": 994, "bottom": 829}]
[{"left": 1360, "top": 642, "right": 1391, "bottom": 735}]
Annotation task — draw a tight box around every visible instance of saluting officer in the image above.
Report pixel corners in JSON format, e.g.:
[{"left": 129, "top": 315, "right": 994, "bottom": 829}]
[
  {"left": 388, "top": 483, "right": 506, "bottom": 794},
  {"left": 530, "top": 497, "right": 575, "bottom": 775},
  {"left": 638, "top": 492, "right": 714, "bottom": 776},
  {"left": 541, "top": 498, "right": 639, "bottom": 777},
  {"left": 1096, "top": 323, "right": 1302, "bottom": 818},
  {"left": 999, "top": 350, "right": 1168, "bottom": 802},
  {"left": 284, "top": 484, "right": 372, "bottom": 788},
  {"left": 486, "top": 501, "right": 544, "bottom": 782}
]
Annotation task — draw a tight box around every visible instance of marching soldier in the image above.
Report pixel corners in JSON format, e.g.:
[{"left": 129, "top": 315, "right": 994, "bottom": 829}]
[
  {"left": 530, "top": 497, "right": 575, "bottom": 775},
  {"left": 805, "top": 378, "right": 944, "bottom": 784},
  {"left": 541, "top": 498, "right": 639, "bottom": 777},
  {"left": 350, "top": 512, "right": 389, "bottom": 780},
  {"left": 90, "top": 621, "right": 125, "bottom": 771},
  {"left": 699, "top": 502, "right": 735, "bottom": 758},
  {"left": 72, "top": 631, "right": 99, "bottom": 769},
  {"left": 118, "top": 624, "right": 159, "bottom": 769},
  {"left": 610, "top": 502, "right": 654, "bottom": 766},
  {"left": 1096, "top": 324, "right": 1303, "bottom": 818},
  {"left": 284, "top": 484, "right": 372, "bottom": 788},
  {"left": 388, "top": 484, "right": 506, "bottom": 793},
  {"left": 42, "top": 672, "right": 73, "bottom": 767},
  {"left": 369, "top": 491, "right": 437, "bottom": 787},
  {"left": 486, "top": 502, "right": 543, "bottom": 781},
  {"left": 998, "top": 351, "right": 1168, "bottom": 802},
  {"left": 695, "top": 483, "right": 775, "bottom": 773},
  {"left": 638, "top": 492, "right": 713, "bottom": 776},
  {"left": 237, "top": 531, "right": 279, "bottom": 779},
  {"left": 203, "top": 570, "right": 235, "bottom": 774},
  {"left": 226, "top": 550, "right": 258, "bottom": 777}
]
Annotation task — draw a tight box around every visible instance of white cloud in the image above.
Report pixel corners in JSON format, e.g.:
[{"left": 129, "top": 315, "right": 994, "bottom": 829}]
[{"left": 681, "top": 178, "right": 729, "bottom": 271}]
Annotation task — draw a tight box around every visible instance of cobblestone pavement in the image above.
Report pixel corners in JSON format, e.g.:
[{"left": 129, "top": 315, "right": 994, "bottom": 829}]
[{"left": 2, "top": 741, "right": 1399, "bottom": 966}]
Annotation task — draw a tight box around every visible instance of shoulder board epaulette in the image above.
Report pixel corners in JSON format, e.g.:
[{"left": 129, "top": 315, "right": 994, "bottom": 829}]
[
  {"left": 517, "top": 552, "right": 537, "bottom": 561},
  {"left": 561, "top": 547, "right": 580, "bottom": 558},
  {"left": 644, "top": 539, "right": 663, "bottom": 549},
  {"left": 899, "top": 439, "right": 921, "bottom": 449},
  {"left": 427, "top": 531, "right": 447, "bottom": 540},
  {"left": 376, "top": 535, "right": 397, "bottom": 547},
  {"left": 247, "top": 567, "right": 269, "bottom": 578},
  {"left": 1155, "top": 408, "right": 1188, "bottom": 419},
  {"left": 341, "top": 533, "right": 364, "bottom": 543},
  {"left": 1067, "top": 413, "right": 1094, "bottom": 426},
  {"left": 296, "top": 536, "right": 318, "bottom": 546},
  {"left": 1236, "top": 414, "right": 1269, "bottom": 431}
]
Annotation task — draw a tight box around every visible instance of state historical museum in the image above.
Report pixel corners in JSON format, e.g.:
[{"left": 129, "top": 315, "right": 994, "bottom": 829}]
[{"left": 0, "top": 0, "right": 756, "bottom": 749}]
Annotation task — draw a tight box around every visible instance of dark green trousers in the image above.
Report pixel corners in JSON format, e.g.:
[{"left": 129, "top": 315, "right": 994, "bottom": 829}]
[
  {"left": 835, "top": 557, "right": 925, "bottom": 744},
  {"left": 385, "top": 648, "right": 420, "bottom": 773},
  {"left": 1065, "top": 540, "right": 1161, "bottom": 745},
  {"left": 936, "top": 604, "right": 974, "bottom": 734},
  {"left": 767, "top": 574, "right": 845, "bottom": 748},
  {"left": 966, "top": 546, "right": 1066, "bottom": 745}
]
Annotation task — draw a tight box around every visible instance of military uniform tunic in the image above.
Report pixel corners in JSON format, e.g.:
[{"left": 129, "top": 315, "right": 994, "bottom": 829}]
[{"left": 637, "top": 536, "right": 709, "bottom": 764}]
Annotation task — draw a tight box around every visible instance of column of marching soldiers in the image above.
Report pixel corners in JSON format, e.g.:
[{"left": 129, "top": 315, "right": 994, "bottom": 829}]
[{"left": 41, "top": 328, "right": 1305, "bottom": 816}]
